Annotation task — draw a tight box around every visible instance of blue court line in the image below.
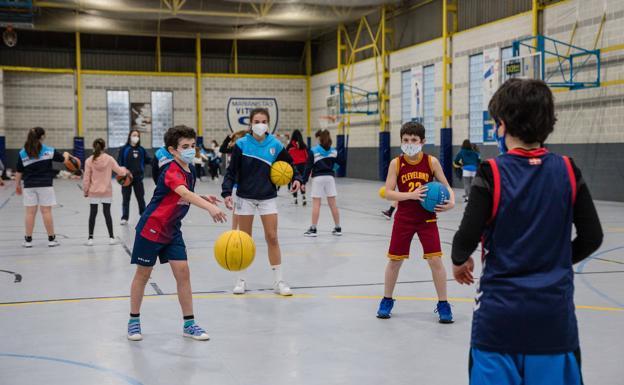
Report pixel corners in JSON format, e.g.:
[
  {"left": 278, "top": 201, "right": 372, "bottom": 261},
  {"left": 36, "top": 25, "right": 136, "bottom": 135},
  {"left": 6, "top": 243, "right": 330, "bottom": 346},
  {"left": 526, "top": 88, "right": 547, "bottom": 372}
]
[
  {"left": 0, "top": 353, "right": 144, "bottom": 385},
  {"left": 0, "top": 191, "right": 15, "bottom": 210},
  {"left": 576, "top": 246, "right": 624, "bottom": 308}
]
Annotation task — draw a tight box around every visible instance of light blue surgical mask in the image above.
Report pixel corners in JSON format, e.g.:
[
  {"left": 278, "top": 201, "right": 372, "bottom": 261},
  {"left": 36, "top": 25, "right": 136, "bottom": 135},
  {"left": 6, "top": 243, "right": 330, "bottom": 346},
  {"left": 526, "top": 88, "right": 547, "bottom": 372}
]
[
  {"left": 179, "top": 148, "right": 196, "bottom": 164},
  {"left": 494, "top": 123, "right": 507, "bottom": 154}
]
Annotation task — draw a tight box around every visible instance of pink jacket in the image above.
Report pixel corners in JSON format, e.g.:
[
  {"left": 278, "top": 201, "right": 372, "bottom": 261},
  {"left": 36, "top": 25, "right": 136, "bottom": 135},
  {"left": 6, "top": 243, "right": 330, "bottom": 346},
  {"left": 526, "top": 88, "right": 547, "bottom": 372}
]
[{"left": 83, "top": 153, "right": 127, "bottom": 198}]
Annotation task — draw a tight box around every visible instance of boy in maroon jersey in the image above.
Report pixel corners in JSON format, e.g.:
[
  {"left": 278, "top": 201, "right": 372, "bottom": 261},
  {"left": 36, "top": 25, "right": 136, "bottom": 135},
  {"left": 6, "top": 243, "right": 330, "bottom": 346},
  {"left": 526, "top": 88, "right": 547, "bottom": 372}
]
[{"left": 376, "top": 122, "right": 455, "bottom": 322}]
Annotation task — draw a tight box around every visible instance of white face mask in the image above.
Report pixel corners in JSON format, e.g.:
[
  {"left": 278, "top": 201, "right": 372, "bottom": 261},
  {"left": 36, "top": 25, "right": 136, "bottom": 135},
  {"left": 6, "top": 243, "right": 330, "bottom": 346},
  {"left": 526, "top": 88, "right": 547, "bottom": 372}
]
[
  {"left": 401, "top": 143, "right": 422, "bottom": 157},
  {"left": 252, "top": 123, "right": 268, "bottom": 136},
  {"left": 130, "top": 136, "right": 139, "bottom": 145}
]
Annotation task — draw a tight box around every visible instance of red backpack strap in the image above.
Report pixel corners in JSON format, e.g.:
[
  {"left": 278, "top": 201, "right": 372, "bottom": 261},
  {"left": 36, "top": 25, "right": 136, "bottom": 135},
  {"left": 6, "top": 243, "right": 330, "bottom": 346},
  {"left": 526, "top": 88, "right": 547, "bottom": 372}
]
[
  {"left": 562, "top": 156, "right": 577, "bottom": 205},
  {"left": 486, "top": 158, "right": 501, "bottom": 224}
]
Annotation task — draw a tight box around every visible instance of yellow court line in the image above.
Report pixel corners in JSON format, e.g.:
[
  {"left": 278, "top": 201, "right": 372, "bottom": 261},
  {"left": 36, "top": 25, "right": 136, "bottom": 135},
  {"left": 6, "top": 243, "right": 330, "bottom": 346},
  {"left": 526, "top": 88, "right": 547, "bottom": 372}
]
[{"left": 1, "top": 294, "right": 622, "bottom": 312}]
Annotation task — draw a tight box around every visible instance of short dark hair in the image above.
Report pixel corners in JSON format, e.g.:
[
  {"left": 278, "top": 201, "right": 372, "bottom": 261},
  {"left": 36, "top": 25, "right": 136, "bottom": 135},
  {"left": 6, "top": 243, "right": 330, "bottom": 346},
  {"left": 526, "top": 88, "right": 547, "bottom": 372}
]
[
  {"left": 462, "top": 139, "right": 472, "bottom": 150},
  {"left": 164, "top": 125, "right": 196, "bottom": 150},
  {"left": 249, "top": 108, "right": 270, "bottom": 123},
  {"left": 488, "top": 78, "right": 556, "bottom": 144},
  {"left": 400, "top": 121, "right": 425, "bottom": 141}
]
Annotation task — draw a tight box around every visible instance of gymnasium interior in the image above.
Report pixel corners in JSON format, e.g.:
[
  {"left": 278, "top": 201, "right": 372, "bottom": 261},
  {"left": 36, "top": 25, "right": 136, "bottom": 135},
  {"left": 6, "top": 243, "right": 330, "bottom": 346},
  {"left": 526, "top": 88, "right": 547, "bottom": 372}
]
[{"left": 0, "top": 1, "right": 623, "bottom": 384}]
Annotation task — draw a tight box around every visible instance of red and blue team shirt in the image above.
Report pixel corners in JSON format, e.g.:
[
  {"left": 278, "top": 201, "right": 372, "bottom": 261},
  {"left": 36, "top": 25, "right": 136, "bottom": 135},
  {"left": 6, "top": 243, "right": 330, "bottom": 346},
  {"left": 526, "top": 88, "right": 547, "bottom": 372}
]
[{"left": 136, "top": 160, "right": 195, "bottom": 243}]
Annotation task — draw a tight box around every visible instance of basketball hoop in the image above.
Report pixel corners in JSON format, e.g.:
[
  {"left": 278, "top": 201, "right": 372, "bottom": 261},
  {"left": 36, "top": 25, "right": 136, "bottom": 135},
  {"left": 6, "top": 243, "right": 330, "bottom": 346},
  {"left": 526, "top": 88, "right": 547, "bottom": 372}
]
[
  {"left": 318, "top": 115, "right": 338, "bottom": 130},
  {"left": 3, "top": 25, "right": 16, "bottom": 47}
]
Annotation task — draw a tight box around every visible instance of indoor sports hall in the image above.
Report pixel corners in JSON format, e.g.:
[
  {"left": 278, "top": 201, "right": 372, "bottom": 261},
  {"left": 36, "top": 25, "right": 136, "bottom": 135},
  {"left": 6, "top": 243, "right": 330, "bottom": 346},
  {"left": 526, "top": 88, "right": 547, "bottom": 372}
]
[{"left": 0, "top": 1, "right": 623, "bottom": 385}]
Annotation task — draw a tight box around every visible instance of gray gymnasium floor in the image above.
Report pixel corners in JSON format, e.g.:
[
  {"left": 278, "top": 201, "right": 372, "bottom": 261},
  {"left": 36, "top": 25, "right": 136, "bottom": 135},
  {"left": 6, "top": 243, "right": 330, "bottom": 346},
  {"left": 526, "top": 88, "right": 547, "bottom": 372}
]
[{"left": 1, "top": 177, "right": 623, "bottom": 385}]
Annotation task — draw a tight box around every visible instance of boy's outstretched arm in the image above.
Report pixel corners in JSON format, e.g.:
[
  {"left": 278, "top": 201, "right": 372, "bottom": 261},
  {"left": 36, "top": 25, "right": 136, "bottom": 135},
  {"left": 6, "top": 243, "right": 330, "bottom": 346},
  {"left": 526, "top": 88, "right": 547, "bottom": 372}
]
[{"left": 174, "top": 185, "right": 227, "bottom": 223}]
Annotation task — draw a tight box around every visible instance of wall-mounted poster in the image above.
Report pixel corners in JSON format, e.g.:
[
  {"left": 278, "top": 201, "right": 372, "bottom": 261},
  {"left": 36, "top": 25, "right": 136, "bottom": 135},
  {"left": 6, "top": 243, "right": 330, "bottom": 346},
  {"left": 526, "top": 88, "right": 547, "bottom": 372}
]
[
  {"left": 482, "top": 47, "right": 500, "bottom": 143},
  {"left": 131, "top": 103, "right": 152, "bottom": 133},
  {"left": 107, "top": 90, "right": 130, "bottom": 148},
  {"left": 227, "top": 98, "right": 278, "bottom": 133},
  {"left": 410, "top": 65, "right": 424, "bottom": 123},
  {"left": 151, "top": 91, "right": 173, "bottom": 148}
]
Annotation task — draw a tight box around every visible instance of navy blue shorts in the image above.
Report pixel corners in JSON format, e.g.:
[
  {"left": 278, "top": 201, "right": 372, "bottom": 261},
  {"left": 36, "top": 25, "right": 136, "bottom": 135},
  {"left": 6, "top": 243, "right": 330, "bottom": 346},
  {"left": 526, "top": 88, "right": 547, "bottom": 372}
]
[
  {"left": 130, "top": 233, "right": 187, "bottom": 267},
  {"left": 469, "top": 348, "right": 583, "bottom": 385}
]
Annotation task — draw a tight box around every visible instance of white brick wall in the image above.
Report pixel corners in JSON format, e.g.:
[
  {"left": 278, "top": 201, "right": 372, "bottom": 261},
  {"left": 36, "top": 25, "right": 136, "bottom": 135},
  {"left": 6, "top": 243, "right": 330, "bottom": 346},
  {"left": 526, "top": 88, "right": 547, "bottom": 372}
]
[
  {"left": 544, "top": 0, "right": 624, "bottom": 144},
  {"left": 202, "top": 76, "right": 306, "bottom": 145},
  {"left": 3, "top": 72, "right": 76, "bottom": 149},
  {"left": 82, "top": 74, "right": 196, "bottom": 149}
]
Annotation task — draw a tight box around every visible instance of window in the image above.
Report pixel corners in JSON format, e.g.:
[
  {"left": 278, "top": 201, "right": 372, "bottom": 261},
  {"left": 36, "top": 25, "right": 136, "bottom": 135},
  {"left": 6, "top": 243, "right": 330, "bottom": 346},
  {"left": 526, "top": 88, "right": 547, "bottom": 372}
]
[
  {"left": 468, "top": 54, "right": 484, "bottom": 144},
  {"left": 423, "top": 65, "right": 435, "bottom": 144},
  {"left": 151, "top": 91, "right": 174, "bottom": 148},
  {"left": 401, "top": 69, "right": 411, "bottom": 124},
  {"left": 107, "top": 90, "right": 130, "bottom": 148},
  {"left": 501, "top": 46, "right": 514, "bottom": 61}
]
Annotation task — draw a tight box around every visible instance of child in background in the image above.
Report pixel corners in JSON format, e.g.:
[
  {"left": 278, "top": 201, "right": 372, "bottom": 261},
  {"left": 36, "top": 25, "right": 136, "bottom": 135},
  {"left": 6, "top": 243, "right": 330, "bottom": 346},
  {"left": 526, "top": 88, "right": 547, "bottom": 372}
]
[
  {"left": 83, "top": 138, "right": 129, "bottom": 245},
  {"left": 303, "top": 129, "right": 343, "bottom": 237},
  {"left": 286, "top": 129, "right": 309, "bottom": 206},
  {"left": 15, "top": 127, "right": 74, "bottom": 248},
  {"left": 452, "top": 78, "right": 603, "bottom": 385},
  {"left": 118, "top": 130, "right": 151, "bottom": 225},
  {"left": 453, "top": 139, "right": 481, "bottom": 202}
]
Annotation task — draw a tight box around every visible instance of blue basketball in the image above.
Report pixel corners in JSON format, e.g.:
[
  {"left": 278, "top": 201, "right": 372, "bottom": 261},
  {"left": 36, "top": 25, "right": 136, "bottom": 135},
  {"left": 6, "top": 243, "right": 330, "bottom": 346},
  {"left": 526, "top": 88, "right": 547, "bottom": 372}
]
[{"left": 420, "top": 181, "right": 450, "bottom": 212}]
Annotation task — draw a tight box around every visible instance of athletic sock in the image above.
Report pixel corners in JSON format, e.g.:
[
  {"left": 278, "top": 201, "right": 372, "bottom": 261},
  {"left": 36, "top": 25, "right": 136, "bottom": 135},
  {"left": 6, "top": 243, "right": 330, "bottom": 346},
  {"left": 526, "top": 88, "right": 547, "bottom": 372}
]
[
  {"left": 129, "top": 313, "right": 140, "bottom": 324},
  {"left": 310, "top": 225, "right": 316, "bottom": 230},
  {"left": 24, "top": 236, "right": 32, "bottom": 242},
  {"left": 388, "top": 206, "right": 395, "bottom": 214},
  {"left": 383, "top": 296, "right": 393, "bottom": 300},
  {"left": 438, "top": 300, "right": 448, "bottom": 304},
  {"left": 183, "top": 315, "right": 195, "bottom": 328},
  {"left": 48, "top": 234, "right": 56, "bottom": 242},
  {"left": 271, "top": 265, "right": 283, "bottom": 283}
]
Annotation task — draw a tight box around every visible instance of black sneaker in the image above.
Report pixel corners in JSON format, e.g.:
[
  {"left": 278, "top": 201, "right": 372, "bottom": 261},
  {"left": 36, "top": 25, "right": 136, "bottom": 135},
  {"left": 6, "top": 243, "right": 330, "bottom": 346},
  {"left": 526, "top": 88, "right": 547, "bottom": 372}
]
[
  {"left": 332, "top": 227, "right": 342, "bottom": 236},
  {"left": 304, "top": 227, "right": 317, "bottom": 237},
  {"left": 381, "top": 210, "right": 392, "bottom": 220}
]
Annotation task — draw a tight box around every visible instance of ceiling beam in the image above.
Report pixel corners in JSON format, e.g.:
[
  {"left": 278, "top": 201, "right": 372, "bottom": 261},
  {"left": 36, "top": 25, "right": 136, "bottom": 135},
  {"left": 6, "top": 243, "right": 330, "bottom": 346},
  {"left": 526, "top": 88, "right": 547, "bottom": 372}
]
[{"left": 34, "top": 0, "right": 258, "bottom": 19}]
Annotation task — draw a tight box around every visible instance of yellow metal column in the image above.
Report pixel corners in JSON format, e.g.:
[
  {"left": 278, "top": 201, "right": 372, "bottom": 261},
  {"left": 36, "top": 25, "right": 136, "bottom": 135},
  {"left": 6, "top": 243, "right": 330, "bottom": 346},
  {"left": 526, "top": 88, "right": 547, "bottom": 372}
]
[
  {"left": 532, "top": 0, "right": 541, "bottom": 37},
  {"left": 442, "top": 0, "right": 457, "bottom": 129},
  {"left": 75, "top": 32, "right": 83, "bottom": 137},
  {"left": 337, "top": 25, "right": 345, "bottom": 135},
  {"left": 305, "top": 40, "right": 312, "bottom": 140},
  {"left": 156, "top": 35, "right": 162, "bottom": 72},
  {"left": 195, "top": 34, "right": 203, "bottom": 137},
  {"left": 233, "top": 39, "right": 238, "bottom": 74},
  {"left": 379, "top": 6, "right": 390, "bottom": 133}
]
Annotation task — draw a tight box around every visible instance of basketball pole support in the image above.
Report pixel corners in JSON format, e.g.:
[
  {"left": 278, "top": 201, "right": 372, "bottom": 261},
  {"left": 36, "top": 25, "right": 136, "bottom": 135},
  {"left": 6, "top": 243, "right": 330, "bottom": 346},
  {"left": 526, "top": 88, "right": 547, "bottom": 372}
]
[
  {"left": 73, "top": 31, "right": 85, "bottom": 168},
  {"left": 195, "top": 33, "right": 203, "bottom": 148},
  {"left": 305, "top": 40, "right": 312, "bottom": 148},
  {"left": 441, "top": 0, "right": 457, "bottom": 187},
  {"left": 336, "top": 7, "right": 391, "bottom": 179}
]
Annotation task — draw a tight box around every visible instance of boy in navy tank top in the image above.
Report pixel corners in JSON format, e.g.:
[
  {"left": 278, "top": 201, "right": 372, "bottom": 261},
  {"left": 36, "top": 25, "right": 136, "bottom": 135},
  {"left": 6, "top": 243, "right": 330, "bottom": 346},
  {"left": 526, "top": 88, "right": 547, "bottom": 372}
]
[
  {"left": 452, "top": 79, "right": 603, "bottom": 385},
  {"left": 377, "top": 122, "right": 456, "bottom": 323}
]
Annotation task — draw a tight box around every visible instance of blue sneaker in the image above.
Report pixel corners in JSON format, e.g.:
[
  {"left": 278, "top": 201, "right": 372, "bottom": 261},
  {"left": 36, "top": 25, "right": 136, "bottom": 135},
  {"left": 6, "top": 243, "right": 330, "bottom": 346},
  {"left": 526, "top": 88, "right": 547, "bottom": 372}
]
[
  {"left": 183, "top": 323, "right": 210, "bottom": 341},
  {"left": 435, "top": 301, "right": 454, "bottom": 324},
  {"left": 127, "top": 321, "right": 142, "bottom": 341},
  {"left": 376, "top": 297, "right": 395, "bottom": 319}
]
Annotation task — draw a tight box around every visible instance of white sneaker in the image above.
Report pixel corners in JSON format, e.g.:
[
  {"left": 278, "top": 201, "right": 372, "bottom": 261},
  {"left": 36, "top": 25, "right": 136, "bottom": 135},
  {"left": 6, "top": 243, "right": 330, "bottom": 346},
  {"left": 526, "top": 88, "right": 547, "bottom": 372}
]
[
  {"left": 48, "top": 240, "right": 60, "bottom": 247},
  {"left": 120, "top": 219, "right": 128, "bottom": 226},
  {"left": 22, "top": 241, "right": 33, "bottom": 248},
  {"left": 233, "top": 279, "right": 246, "bottom": 295},
  {"left": 85, "top": 239, "right": 94, "bottom": 246},
  {"left": 273, "top": 281, "right": 293, "bottom": 296},
  {"left": 109, "top": 238, "right": 118, "bottom": 245}
]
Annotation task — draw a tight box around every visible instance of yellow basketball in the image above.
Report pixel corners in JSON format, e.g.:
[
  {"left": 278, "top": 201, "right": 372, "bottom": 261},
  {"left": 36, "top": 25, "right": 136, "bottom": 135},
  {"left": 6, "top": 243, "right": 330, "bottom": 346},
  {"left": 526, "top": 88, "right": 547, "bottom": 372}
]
[
  {"left": 270, "top": 161, "right": 294, "bottom": 186},
  {"left": 379, "top": 186, "right": 386, "bottom": 199},
  {"left": 214, "top": 230, "right": 256, "bottom": 271}
]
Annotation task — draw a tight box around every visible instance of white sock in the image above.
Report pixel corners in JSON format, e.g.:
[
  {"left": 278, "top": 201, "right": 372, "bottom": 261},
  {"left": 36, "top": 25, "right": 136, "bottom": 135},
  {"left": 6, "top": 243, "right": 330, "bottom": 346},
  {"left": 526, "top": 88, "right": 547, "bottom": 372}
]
[
  {"left": 236, "top": 270, "right": 246, "bottom": 283},
  {"left": 271, "top": 265, "right": 282, "bottom": 283}
]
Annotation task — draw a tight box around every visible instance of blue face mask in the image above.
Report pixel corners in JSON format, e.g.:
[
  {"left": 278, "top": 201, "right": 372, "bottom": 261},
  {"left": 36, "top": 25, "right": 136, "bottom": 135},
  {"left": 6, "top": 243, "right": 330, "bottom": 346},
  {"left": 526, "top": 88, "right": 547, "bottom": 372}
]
[
  {"left": 178, "top": 148, "right": 196, "bottom": 164},
  {"left": 494, "top": 123, "right": 507, "bottom": 154}
]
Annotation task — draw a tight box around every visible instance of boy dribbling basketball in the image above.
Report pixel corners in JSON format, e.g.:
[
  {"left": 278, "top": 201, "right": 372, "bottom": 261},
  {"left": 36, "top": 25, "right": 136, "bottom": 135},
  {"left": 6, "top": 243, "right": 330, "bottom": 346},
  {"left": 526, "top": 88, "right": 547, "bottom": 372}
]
[{"left": 377, "top": 122, "right": 455, "bottom": 322}]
